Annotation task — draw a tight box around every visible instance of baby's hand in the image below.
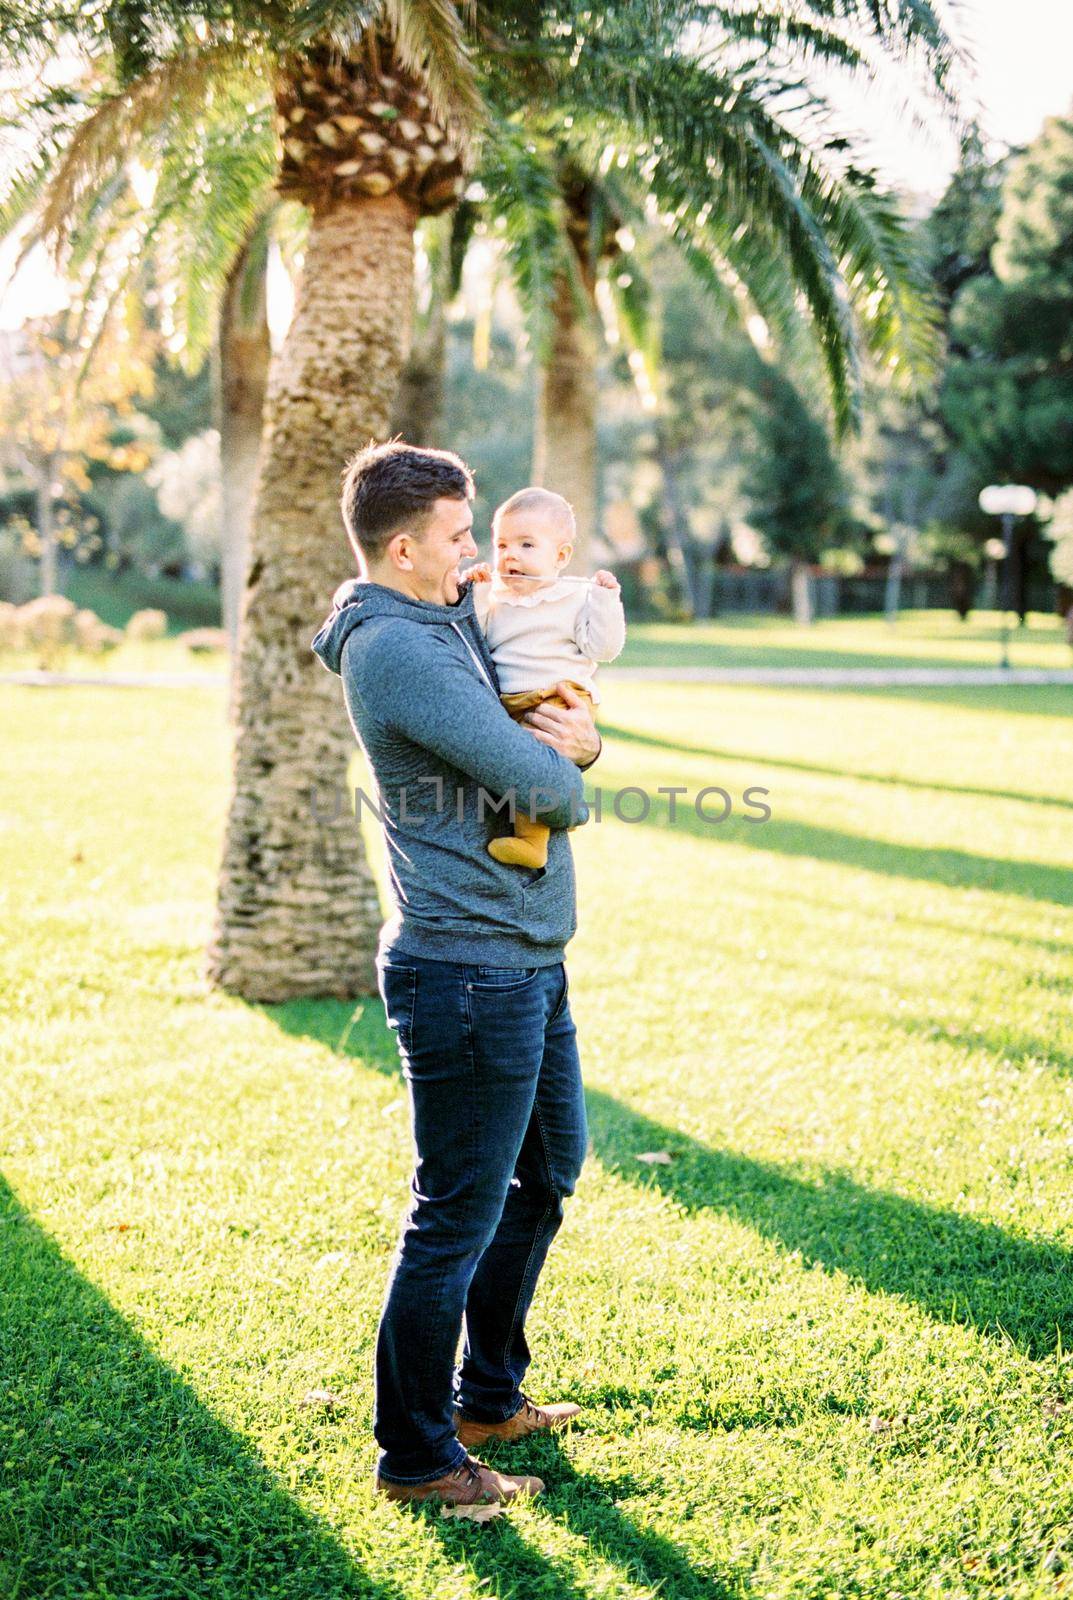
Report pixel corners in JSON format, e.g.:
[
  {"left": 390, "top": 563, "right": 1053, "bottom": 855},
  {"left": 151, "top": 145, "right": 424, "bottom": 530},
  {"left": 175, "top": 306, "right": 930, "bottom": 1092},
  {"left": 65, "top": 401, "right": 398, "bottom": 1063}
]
[
  {"left": 459, "top": 561, "right": 493, "bottom": 584},
  {"left": 592, "top": 569, "right": 620, "bottom": 592}
]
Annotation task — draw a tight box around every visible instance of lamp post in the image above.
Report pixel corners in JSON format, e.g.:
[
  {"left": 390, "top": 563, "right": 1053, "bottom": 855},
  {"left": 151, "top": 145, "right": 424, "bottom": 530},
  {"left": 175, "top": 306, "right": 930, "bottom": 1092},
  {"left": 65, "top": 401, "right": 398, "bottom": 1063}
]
[{"left": 978, "top": 484, "right": 1038, "bottom": 668}]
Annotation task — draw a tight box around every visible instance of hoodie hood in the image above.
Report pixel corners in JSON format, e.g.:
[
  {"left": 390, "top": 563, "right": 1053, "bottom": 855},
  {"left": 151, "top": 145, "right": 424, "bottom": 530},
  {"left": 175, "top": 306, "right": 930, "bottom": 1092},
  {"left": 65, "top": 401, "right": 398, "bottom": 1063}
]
[{"left": 311, "top": 577, "right": 480, "bottom": 675}]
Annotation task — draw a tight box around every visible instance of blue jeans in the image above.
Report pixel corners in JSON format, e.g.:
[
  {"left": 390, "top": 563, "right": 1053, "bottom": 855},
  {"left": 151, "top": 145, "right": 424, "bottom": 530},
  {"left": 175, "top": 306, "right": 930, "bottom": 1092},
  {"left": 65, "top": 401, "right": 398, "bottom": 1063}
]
[{"left": 373, "top": 950, "right": 588, "bottom": 1485}]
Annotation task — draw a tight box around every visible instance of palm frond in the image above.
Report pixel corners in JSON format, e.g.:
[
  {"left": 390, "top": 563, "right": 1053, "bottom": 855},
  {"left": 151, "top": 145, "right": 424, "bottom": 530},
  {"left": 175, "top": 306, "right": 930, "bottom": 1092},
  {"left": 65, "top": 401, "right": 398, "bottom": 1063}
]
[
  {"left": 476, "top": 119, "right": 574, "bottom": 356},
  {"left": 287, "top": 0, "right": 483, "bottom": 133},
  {"left": 569, "top": 56, "right": 861, "bottom": 427},
  {"left": 0, "top": 1, "right": 93, "bottom": 63},
  {"left": 383, "top": 0, "right": 484, "bottom": 131},
  {"left": 157, "top": 108, "right": 277, "bottom": 366},
  {"left": 695, "top": 6, "right": 871, "bottom": 75},
  {"left": 36, "top": 38, "right": 262, "bottom": 253},
  {"left": 283, "top": 0, "right": 377, "bottom": 45},
  {"left": 0, "top": 78, "right": 89, "bottom": 242},
  {"left": 0, "top": 139, "right": 63, "bottom": 242},
  {"left": 616, "top": 150, "right": 839, "bottom": 395},
  {"left": 601, "top": 248, "right": 663, "bottom": 399},
  {"left": 694, "top": 0, "right": 967, "bottom": 108},
  {"left": 800, "top": 163, "right": 940, "bottom": 385}
]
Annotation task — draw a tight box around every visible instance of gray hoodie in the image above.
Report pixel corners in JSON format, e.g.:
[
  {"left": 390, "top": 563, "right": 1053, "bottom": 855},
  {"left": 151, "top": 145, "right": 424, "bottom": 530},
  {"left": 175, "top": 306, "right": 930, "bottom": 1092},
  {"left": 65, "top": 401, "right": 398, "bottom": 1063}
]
[{"left": 311, "top": 577, "right": 592, "bottom": 968}]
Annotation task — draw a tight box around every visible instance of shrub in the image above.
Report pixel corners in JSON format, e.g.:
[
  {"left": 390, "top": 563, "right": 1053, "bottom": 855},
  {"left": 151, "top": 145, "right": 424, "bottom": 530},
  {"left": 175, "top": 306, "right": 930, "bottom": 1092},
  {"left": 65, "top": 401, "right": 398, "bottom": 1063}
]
[
  {"left": 125, "top": 608, "right": 168, "bottom": 641},
  {"left": 74, "top": 609, "right": 124, "bottom": 654},
  {"left": 18, "top": 594, "right": 77, "bottom": 643},
  {"left": 13, "top": 595, "right": 78, "bottom": 668},
  {"left": 178, "top": 627, "right": 228, "bottom": 654}
]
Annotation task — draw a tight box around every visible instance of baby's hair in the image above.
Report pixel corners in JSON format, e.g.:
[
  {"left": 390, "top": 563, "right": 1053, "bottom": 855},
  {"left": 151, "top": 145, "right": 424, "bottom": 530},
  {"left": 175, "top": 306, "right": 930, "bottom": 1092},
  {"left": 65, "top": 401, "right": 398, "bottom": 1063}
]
[{"left": 492, "top": 487, "right": 575, "bottom": 544}]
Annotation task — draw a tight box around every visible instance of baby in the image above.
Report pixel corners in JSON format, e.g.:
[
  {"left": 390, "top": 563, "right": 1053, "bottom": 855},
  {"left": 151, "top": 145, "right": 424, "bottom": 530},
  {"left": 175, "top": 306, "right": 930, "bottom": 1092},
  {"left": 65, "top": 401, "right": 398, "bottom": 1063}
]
[{"left": 459, "top": 486, "right": 626, "bottom": 869}]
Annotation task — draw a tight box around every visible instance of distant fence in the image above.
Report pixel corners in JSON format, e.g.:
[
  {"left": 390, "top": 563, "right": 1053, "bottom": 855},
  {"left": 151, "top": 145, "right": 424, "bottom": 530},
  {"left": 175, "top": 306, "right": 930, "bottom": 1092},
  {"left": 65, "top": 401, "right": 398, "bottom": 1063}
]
[{"left": 695, "top": 566, "right": 1058, "bottom": 618}]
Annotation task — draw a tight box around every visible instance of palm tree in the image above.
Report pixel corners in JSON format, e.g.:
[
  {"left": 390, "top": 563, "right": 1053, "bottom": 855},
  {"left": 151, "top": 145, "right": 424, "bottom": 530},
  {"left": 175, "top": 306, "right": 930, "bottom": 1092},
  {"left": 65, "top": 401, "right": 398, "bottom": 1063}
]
[
  {"left": 0, "top": 0, "right": 963, "bottom": 994},
  {"left": 215, "top": 229, "right": 273, "bottom": 666},
  {"left": 475, "top": 1, "right": 961, "bottom": 570},
  {"left": 2, "top": 3, "right": 482, "bottom": 998}
]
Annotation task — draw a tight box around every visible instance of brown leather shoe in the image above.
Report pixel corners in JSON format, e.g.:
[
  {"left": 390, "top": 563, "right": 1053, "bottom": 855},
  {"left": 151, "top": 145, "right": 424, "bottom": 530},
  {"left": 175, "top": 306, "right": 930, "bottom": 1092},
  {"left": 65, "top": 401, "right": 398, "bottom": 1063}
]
[
  {"left": 453, "top": 1394, "right": 582, "bottom": 1449},
  {"left": 375, "top": 1452, "right": 544, "bottom": 1507}
]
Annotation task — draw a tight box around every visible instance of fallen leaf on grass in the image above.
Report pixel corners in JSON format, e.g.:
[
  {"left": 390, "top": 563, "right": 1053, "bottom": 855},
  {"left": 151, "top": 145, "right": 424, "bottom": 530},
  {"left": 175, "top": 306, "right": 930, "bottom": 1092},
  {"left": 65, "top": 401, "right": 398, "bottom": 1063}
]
[
  {"left": 867, "top": 1414, "right": 907, "bottom": 1435},
  {"left": 440, "top": 1503, "right": 506, "bottom": 1522},
  {"left": 635, "top": 1151, "right": 673, "bottom": 1165},
  {"left": 299, "top": 1388, "right": 346, "bottom": 1413},
  {"left": 313, "top": 1251, "right": 350, "bottom": 1270}
]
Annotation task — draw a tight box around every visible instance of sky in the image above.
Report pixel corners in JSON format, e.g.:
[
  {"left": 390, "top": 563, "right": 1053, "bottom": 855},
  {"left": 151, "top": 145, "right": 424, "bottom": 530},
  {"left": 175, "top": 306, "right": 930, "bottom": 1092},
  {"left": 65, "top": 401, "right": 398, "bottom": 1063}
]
[
  {"left": 835, "top": 0, "right": 1073, "bottom": 198},
  {"left": 1, "top": 0, "right": 1071, "bottom": 330}
]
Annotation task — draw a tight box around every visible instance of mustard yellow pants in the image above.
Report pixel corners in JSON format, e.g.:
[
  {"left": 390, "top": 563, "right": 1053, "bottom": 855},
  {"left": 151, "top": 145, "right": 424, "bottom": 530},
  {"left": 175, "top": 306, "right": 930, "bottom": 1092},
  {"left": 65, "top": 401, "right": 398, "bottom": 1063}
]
[{"left": 488, "top": 680, "right": 596, "bottom": 869}]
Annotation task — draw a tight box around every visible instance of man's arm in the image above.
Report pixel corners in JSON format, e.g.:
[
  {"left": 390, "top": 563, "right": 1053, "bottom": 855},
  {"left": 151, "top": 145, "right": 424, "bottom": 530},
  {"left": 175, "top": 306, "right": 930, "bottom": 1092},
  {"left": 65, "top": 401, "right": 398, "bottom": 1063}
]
[
  {"left": 350, "top": 624, "right": 587, "bottom": 829},
  {"left": 521, "top": 681, "right": 602, "bottom": 771}
]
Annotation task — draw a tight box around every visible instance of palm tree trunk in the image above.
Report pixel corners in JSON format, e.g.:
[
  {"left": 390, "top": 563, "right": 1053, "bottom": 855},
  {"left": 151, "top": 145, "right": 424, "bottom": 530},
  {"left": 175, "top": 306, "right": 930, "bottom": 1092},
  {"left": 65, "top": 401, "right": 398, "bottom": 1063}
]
[
  {"left": 217, "top": 233, "right": 272, "bottom": 678},
  {"left": 388, "top": 313, "right": 445, "bottom": 446},
  {"left": 207, "top": 194, "right": 415, "bottom": 1001},
  {"left": 656, "top": 435, "right": 700, "bottom": 618},
  {"left": 533, "top": 275, "right": 598, "bottom": 575},
  {"left": 36, "top": 467, "right": 58, "bottom": 596},
  {"left": 389, "top": 228, "right": 448, "bottom": 446},
  {"left": 884, "top": 525, "right": 909, "bottom": 625},
  {"left": 790, "top": 558, "right": 814, "bottom": 626}
]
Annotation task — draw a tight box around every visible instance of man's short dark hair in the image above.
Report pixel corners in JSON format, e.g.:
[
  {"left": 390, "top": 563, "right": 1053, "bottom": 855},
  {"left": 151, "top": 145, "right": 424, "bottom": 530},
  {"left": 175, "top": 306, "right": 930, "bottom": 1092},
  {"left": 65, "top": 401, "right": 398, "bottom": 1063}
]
[{"left": 341, "top": 441, "right": 474, "bottom": 567}]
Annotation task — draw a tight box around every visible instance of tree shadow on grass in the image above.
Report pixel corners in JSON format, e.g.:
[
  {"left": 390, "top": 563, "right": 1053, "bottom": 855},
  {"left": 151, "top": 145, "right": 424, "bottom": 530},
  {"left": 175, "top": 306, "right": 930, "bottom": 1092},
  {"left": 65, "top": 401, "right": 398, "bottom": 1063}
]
[
  {"left": 584, "top": 1089, "right": 1073, "bottom": 1359},
  {"left": 268, "top": 1001, "right": 1073, "bottom": 1360},
  {"left": 891, "top": 1009, "right": 1073, "bottom": 1077},
  {"left": 598, "top": 721, "right": 1073, "bottom": 813},
  {"left": 423, "top": 1442, "right": 734, "bottom": 1600},
  {"left": 603, "top": 790, "right": 1073, "bottom": 907},
  {"left": 1, "top": 1169, "right": 733, "bottom": 1600},
  {"left": 777, "top": 887, "right": 1073, "bottom": 961},
  {"left": 0, "top": 1173, "right": 406, "bottom": 1600}
]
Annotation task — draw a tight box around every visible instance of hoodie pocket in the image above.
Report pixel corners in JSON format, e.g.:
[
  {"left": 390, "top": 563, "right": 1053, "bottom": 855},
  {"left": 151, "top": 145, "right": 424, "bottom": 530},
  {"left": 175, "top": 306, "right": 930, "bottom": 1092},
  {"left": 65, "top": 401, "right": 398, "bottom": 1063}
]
[{"left": 521, "top": 860, "right": 575, "bottom": 945}]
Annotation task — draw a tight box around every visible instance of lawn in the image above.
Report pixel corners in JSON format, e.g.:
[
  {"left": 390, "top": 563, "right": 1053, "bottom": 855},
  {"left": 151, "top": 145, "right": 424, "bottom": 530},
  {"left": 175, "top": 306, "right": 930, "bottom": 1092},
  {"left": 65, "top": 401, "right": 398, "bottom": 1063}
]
[
  {"left": 2, "top": 675, "right": 1073, "bottom": 1599},
  {"left": 2, "top": 608, "right": 1070, "bottom": 682},
  {"left": 615, "top": 610, "right": 1073, "bottom": 673}
]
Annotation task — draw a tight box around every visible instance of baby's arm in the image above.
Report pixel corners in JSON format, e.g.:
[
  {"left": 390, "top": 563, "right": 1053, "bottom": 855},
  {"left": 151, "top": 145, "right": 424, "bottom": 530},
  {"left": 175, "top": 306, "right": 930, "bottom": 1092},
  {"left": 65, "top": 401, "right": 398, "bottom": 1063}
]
[
  {"left": 574, "top": 571, "right": 626, "bottom": 662},
  {"left": 459, "top": 562, "right": 493, "bottom": 628}
]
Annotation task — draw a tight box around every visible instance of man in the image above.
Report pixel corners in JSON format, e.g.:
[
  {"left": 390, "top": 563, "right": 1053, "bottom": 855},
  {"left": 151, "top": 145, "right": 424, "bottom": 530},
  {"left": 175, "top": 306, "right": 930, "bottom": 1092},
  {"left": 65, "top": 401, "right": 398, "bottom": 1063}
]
[{"left": 311, "top": 442, "right": 601, "bottom": 1510}]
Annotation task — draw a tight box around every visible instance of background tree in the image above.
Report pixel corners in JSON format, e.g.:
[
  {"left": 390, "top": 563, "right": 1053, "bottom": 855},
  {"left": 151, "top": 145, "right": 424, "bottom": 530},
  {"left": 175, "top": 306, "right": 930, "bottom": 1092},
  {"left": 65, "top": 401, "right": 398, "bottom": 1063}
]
[
  {"left": 0, "top": 311, "right": 153, "bottom": 594},
  {"left": 1, "top": 2, "right": 482, "bottom": 998},
  {"left": 475, "top": 0, "right": 959, "bottom": 569},
  {"left": 942, "top": 111, "right": 1073, "bottom": 497},
  {"left": 743, "top": 364, "right": 851, "bottom": 624},
  {"left": 0, "top": 0, "right": 963, "bottom": 996}
]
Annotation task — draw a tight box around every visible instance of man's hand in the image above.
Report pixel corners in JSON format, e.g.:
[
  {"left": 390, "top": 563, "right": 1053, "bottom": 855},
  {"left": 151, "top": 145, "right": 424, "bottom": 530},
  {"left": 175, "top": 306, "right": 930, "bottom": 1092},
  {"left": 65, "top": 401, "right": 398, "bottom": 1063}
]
[
  {"left": 520, "top": 681, "right": 600, "bottom": 767},
  {"left": 459, "top": 561, "right": 493, "bottom": 584},
  {"left": 592, "top": 569, "right": 620, "bottom": 592}
]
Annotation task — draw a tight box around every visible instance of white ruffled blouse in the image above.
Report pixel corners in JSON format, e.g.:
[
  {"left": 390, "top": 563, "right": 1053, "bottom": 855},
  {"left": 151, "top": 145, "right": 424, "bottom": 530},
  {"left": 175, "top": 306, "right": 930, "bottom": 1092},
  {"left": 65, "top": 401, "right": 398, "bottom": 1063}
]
[{"left": 471, "top": 575, "right": 627, "bottom": 702}]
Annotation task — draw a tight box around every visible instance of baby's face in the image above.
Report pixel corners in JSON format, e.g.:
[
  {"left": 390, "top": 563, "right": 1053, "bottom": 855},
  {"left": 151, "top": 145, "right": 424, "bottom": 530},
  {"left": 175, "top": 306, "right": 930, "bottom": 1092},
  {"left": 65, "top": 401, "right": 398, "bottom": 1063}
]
[{"left": 493, "top": 513, "right": 571, "bottom": 589}]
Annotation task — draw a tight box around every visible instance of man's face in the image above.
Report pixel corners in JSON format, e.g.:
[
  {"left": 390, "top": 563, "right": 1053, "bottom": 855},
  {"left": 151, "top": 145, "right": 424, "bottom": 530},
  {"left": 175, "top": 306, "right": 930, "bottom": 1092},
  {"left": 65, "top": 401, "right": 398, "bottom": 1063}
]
[{"left": 394, "top": 497, "right": 477, "bottom": 605}]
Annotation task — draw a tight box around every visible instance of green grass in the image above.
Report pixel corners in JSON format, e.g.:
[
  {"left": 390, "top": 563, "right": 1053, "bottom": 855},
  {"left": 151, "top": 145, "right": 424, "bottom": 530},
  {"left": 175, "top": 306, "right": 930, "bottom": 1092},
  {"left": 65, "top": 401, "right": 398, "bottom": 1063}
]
[
  {"left": 617, "top": 610, "right": 1073, "bottom": 672},
  {"left": 3, "top": 677, "right": 1073, "bottom": 1599},
  {"left": 5, "top": 607, "right": 1068, "bottom": 681}
]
